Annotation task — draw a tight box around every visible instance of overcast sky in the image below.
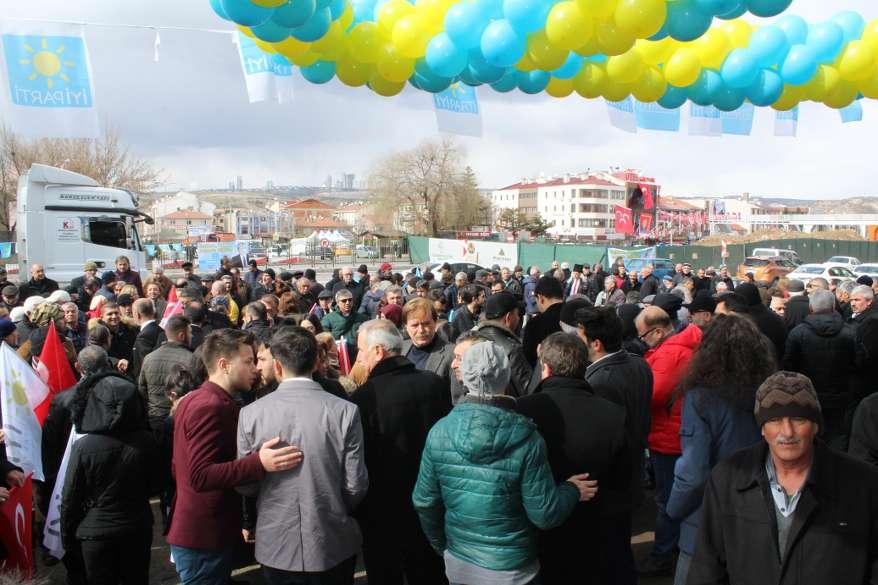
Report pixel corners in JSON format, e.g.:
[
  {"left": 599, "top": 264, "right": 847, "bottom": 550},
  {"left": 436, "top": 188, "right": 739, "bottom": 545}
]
[{"left": 3, "top": 0, "right": 877, "bottom": 198}]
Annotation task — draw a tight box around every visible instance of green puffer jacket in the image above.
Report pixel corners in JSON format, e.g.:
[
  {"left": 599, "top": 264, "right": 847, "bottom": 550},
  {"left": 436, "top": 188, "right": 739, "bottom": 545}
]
[
  {"left": 412, "top": 401, "right": 579, "bottom": 571},
  {"left": 320, "top": 309, "right": 369, "bottom": 341}
]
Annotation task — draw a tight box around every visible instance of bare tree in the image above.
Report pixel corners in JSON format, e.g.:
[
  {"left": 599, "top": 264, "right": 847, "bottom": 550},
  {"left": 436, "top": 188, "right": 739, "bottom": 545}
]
[
  {"left": 369, "top": 137, "right": 485, "bottom": 236},
  {"left": 0, "top": 125, "right": 163, "bottom": 230}
]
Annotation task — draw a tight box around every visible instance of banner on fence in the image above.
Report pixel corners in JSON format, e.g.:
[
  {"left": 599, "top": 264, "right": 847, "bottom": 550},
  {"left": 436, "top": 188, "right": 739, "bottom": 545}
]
[{"left": 427, "top": 237, "right": 518, "bottom": 268}]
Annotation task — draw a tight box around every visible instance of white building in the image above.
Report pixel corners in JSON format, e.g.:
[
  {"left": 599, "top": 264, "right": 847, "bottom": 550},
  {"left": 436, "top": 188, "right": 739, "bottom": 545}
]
[{"left": 151, "top": 191, "right": 216, "bottom": 219}]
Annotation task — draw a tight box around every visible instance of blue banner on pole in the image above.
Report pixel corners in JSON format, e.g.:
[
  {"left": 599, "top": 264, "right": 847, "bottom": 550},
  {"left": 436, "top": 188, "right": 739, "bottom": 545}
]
[
  {"left": 840, "top": 101, "right": 863, "bottom": 123},
  {"left": 721, "top": 103, "right": 755, "bottom": 136},
  {"left": 635, "top": 101, "right": 680, "bottom": 131}
]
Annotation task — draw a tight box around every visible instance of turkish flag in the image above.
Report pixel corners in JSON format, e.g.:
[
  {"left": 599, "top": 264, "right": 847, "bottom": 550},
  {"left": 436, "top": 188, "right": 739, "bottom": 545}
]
[
  {"left": 641, "top": 184, "right": 654, "bottom": 210},
  {"left": 167, "top": 284, "right": 178, "bottom": 303},
  {"left": 639, "top": 214, "right": 654, "bottom": 232},
  {"left": 38, "top": 321, "right": 78, "bottom": 403},
  {"left": 0, "top": 474, "right": 33, "bottom": 578},
  {"left": 160, "top": 300, "right": 184, "bottom": 329},
  {"left": 614, "top": 205, "right": 635, "bottom": 235}
]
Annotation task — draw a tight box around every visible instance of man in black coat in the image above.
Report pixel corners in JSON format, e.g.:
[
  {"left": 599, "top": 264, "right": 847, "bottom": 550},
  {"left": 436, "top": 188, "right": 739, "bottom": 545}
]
[
  {"left": 351, "top": 320, "right": 451, "bottom": 585},
  {"left": 733, "top": 282, "right": 787, "bottom": 360},
  {"left": 472, "top": 292, "right": 532, "bottom": 397},
  {"left": 19, "top": 263, "right": 59, "bottom": 300},
  {"left": 522, "top": 276, "right": 564, "bottom": 368},
  {"left": 517, "top": 332, "right": 630, "bottom": 585},
  {"left": 129, "top": 299, "right": 164, "bottom": 382},
  {"left": 784, "top": 279, "right": 810, "bottom": 331},
  {"left": 638, "top": 265, "right": 660, "bottom": 298},
  {"left": 783, "top": 290, "right": 857, "bottom": 449},
  {"left": 332, "top": 266, "right": 366, "bottom": 311},
  {"left": 690, "top": 372, "right": 878, "bottom": 585}
]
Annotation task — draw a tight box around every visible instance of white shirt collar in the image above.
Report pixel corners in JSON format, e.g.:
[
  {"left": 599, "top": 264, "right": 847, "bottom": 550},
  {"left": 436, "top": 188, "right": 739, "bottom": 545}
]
[{"left": 140, "top": 319, "right": 155, "bottom": 331}]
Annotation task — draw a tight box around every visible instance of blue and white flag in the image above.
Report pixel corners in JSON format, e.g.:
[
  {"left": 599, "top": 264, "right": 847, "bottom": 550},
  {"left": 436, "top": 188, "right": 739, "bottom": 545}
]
[
  {"left": 606, "top": 97, "right": 637, "bottom": 133},
  {"left": 721, "top": 103, "right": 755, "bottom": 136},
  {"left": 775, "top": 107, "right": 799, "bottom": 137},
  {"left": 434, "top": 82, "right": 482, "bottom": 137},
  {"left": 0, "top": 22, "right": 99, "bottom": 138},
  {"left": 235, "top": 32, "right": 294, "bottom": 104},
  {"left": 840, "top": 101, "right": 863, "bottom": 123},
  {"left": 634, "top": 100, "right": 680, "bottom": 132},
  {"left": 689, "top": 105, "right": 722, "bottom": 137}
]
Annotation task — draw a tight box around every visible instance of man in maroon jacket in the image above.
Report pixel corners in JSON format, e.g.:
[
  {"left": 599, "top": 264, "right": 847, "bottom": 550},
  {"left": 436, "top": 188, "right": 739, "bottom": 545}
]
[{"left": 167, "top": 329, "right": 303, "bottom": 584}]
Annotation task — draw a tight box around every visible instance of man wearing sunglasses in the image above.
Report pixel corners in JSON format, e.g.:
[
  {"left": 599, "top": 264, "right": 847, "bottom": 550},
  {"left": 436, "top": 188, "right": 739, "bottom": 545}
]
[{"left": 321, "top": 289, "right": 369, "bottom": 343}]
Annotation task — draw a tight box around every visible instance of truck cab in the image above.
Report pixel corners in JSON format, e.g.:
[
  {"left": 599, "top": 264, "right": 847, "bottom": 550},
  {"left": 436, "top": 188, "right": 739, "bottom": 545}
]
[{"left": 16, "top": 164, "right": 154, "bottom": 284}]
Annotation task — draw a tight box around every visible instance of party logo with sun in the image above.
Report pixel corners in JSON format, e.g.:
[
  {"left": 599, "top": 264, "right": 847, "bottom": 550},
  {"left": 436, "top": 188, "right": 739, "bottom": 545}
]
[
  {"left": 434, "top": 82, "right": 479, "bottom": 115},
  {"left": 2, "top": 34, "right": 92, "bottom": 108}
]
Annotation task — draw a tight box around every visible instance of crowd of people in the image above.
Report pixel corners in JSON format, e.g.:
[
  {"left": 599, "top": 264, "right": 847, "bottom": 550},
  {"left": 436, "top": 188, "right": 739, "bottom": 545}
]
[{"left": 0, "top": 253, "right": 878, "bottom": 585}]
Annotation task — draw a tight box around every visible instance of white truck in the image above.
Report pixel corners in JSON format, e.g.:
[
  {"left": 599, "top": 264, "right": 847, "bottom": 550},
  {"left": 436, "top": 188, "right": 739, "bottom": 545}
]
[{"left": 16, "top": 164, "right": 154, "bottom": 284}]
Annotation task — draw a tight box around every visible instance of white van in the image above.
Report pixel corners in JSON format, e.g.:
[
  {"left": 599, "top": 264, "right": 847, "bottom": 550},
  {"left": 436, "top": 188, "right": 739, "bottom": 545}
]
[
  {"left": 751, "top": 247, "right": 801, "bottom": 266},
  {"left": 16, "top": 164, "right": 154, "bottom": 284}
]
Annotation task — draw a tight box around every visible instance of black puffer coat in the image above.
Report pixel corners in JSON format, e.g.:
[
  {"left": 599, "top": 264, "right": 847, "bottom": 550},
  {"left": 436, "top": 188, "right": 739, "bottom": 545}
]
[{"left": 60, "top": 371, "right": 159, "bottom": 548}]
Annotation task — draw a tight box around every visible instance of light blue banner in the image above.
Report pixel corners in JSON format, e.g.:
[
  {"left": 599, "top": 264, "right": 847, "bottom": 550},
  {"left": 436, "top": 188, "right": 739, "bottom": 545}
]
[
  {"left": 840, "top": 101, "right": 863, "bottom": 123},
  {"left": 2, "top": 33, "right": 92, "bottom": 108},
  {"left": 0, "top": 243, "right": 13, "bottom": 259},
  {"left": 635, "top": 100, "right": 680, "bottom": 131},
  {"left": 238, "top": 33, "right": 292, "bottom": 77},
  {"left": 433, "top": 82, "right": 482, "bottom": 137},
  {"left": 721, "top": 103, "right": 755, "bottom": 136}
]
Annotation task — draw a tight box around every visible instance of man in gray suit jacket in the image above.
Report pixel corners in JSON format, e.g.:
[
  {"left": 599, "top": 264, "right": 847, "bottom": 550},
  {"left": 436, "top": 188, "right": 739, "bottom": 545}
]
[
  {"left": 400, "top": 298, "right": 454, "bottom": 384},
  {"left": 237, "top": 327, "right": 369, "bottom": 584}
]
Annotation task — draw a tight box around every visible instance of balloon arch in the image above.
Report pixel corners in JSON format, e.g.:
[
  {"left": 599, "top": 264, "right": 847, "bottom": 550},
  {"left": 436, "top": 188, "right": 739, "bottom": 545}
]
[{"left": 210, "top": 0, "right": 878, "bottom": 111}]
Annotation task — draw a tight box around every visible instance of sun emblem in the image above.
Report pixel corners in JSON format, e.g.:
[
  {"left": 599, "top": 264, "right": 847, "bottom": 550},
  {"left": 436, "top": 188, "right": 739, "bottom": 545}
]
[{"left": 18, "top": 37, "right": 76, "bottom": 89}]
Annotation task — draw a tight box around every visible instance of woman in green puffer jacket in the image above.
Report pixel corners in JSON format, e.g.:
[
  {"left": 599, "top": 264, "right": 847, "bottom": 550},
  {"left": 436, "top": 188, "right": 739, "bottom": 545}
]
[{"left": 413, "top": 342, "right": 597, "bottom": 585}]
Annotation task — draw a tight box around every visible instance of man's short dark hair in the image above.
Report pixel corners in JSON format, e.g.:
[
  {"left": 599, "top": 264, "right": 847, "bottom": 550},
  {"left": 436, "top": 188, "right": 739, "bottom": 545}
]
[
  {"left": 88, "top": 323, "right": 111, "bottom": 348},
  {"left": 540, "top": 332, "right": 590, "bottom": 379},
  {"left": 459, "top": 284, "right": 483, "bottom": 305},
  {"left": 165, "top": 315, "right": 191, "bottom": 341},
  {"left": 270, "top": 327, "right": 317, "bottom": 377},
  {"left": 83, "top": 277, "right": 101, "bottom": 290},
  {"left": 533, "top": 275, "right": 564, "bottom": 300},
  {"left": 717, "top": 292, "right": 750, "bottom": 314},
  {"left": 77, "top": 345, "right": 109, "bottom": 376},
  {"left": 244, "top": 302, "right": 267, "bottom": 322},
  {"left": 201, "top": 329, "right": 255, "bottom": 375},
  {"left": 183, "top": 302, "right": 206, "bottom": 325},
  {"left": 574, "top": 307, "right": 623, "bottom": 353}
]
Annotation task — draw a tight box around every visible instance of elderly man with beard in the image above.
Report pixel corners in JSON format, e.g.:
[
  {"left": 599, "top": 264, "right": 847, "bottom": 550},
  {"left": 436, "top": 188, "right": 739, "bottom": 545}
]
[
  {"left": 99, "top": 302, "right": 138, "bottom": 374},
  {"left": 400, "top": 298, "right": 454, "bottom": 384},
  {"left": 448, "top": 331, "right": 490, "bottom": 404}
]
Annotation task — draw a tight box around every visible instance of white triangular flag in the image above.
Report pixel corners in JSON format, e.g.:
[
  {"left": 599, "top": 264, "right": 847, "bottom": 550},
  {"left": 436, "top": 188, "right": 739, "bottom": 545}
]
[{"left": 0, "top": 343, "right": 45, "bottom": 480}]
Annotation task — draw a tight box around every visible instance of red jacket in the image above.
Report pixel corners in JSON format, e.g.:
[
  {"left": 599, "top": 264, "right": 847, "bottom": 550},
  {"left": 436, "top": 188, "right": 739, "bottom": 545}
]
[
  {"left": 645, "top": 325, "right": 702, "bottom": 455},
  {"left": 167, "top": 382, "right": 264, "bottom": 549}
]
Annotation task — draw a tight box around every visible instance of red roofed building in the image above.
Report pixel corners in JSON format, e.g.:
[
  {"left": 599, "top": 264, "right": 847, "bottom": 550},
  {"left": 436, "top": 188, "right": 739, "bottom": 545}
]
[
  {"left": 157, "top": 209, "right": 214, "bottom": 239},
  {"left": 284, "top": 198, "right": 341, "bottom": 235}
]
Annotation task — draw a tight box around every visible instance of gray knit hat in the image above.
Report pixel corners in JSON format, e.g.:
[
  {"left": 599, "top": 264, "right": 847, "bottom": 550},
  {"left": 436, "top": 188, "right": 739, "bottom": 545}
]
[
  {"left": 754, "top": 371, "right": 823, "bottom": 428},
  {"left": 461, "top": 342, "right": 510, "bottom": 397}
]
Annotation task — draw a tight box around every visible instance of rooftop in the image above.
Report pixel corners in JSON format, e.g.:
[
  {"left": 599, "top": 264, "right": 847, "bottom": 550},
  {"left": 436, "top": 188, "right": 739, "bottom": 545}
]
[{"left": 161, "top": 209, "right": 213, "bottom": 220}]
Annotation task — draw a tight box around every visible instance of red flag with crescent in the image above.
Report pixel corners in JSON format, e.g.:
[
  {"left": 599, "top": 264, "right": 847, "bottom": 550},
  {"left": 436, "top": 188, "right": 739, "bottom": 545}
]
[
  {"left": 640, "top": 184, "right": 654, "bottom": 210},
  {"left": 0, "top": 474, "right": 33, "bottom": 577},
  {"left": 614, "top": 205, "right": 634, "bottom": 235}
]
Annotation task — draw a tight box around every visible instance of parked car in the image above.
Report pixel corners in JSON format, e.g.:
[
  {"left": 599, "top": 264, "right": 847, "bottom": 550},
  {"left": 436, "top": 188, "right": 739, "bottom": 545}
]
[
  {"left": 625, "top": 257, "right": 676, "bottom": 281},
  {"left": 751, "top": 247, "right": 802, "bottom": 266},
  {"left": 826, "top": 255, "right": 861, "bottom": 269},
  {"left": 354, "top": 244, "right": 379, "bottom": 259},
  {"left": 854, "top": 263, "right": 878, "bottom": 280},
  {"left": 786, "top": 263, "right": 856, "bottom": 287},
  {"left": 736, "top": 256, "right": 796, "bottom": 285}
]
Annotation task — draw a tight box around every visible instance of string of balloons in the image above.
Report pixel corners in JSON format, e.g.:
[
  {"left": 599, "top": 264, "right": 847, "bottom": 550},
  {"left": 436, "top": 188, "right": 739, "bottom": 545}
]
[{"left": 210, "top": 0, "right": 878, "bottom": 110}]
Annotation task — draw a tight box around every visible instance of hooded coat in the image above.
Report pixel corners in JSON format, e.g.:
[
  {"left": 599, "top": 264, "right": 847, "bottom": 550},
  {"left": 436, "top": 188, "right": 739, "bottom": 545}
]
[{"left": 413, "top": 401, "right": 579, "bottom": 572}]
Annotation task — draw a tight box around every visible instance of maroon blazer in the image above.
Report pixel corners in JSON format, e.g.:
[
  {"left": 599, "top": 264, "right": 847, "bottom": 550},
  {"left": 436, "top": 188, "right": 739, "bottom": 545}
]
[{"left": 166, "top": 381, "right": 264, "bottom": 549}]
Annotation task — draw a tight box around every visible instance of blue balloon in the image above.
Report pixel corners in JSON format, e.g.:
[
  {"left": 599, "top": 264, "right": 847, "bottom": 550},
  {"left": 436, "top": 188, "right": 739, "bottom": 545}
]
[
  {"left": 780, "top": 44, "right": 818, "bottom": 85},
  {"left": 666, "top": 0, "right": 713, "bottom": 42},
  {"left": 481, "top": 19, "right": 526, "bottom": 68},
  {"left": 457, "top": 69, "right": 483, "bottom": 86},
  {"left": 482, "top": 0, "right": 505, "bottom": 20},
  {"left": 689, "top": 70, "right": 722, "bottom": 105},
  {"left": 301, "top": 60, "right": 336, "bottom": 84},
  {"left": 516, "top": 70, "right": 549, "bottom": 94},
  {"left": 251, "top": 19, "right": 290, "bottom": 42},
  {"left": 776, "top": 14, "right": 809, "bottom": 45},
  {"left": 220, "top": 0, "right": 274, "bottom": 27},
  {"left": 209, "top": 0, "right": 230, "bottom": 20},
  {"left": 414, "top": 59, "right": 452, "bottom": 93},
  {"left": 715, "top": 0, "right": 746, "bottom": 19},
  {"left": 504, "top": 0, "right": 551, "bottom": 34},
  {"left": 291, "top": 8, "right": 331, "bottom": 41},
  {"left": 749, "top": 26, "right": 789, "bottom": 67},
  {"left": 491, "top": 70, "right": 518, "bottom": 92},
  {"left": 426, "top": 33, "right": 468, "bottom": 78},
  {"left": 746, "top": 0, "right": 792, "bottom": 18},
  {"left": 468, "top": 50, "right": 507, "bottom": 83},
  {"left": 329, "top": 0, "right": 345, "bottom": 19},
  {"left": 372, "top": 0, "right": 391, "bottom": 21},
  {"left": 807, "top": 22, "right": 844, "bottom": 65},
  {"left": 713, "top": 86, "right": 745, "bottom": 111},
  {"left": 694, "top": 0, "right": 725, "bottom": 14},
  {"left": 648, "top": 24, "right": 669, "bottom": 41},
  {"left": 587, "top": 54, "right": 608, "bottom": 64},
  {"left": 658, "top": 85, "right": 688, "bottom": 109},
  {"left": 553, "top": 53, "right": 584, "bottom": 80},
  {"left": 315, "top": 0, "right": 333, "bottom": 8},
  {"left": 445, "top": 2, "right": 489, "bottom": 50},
  {"left": 273, "top": 0, "right": 316, "bottom": 28},
  {"left": 832, "top": 11, "right": 866, "bottom": 43},
  {"left": 746, "top": 69, "right": 784, "bottom": 106},
  {"left": 721, "top": 48, "right": 760, "bottom": 89}
]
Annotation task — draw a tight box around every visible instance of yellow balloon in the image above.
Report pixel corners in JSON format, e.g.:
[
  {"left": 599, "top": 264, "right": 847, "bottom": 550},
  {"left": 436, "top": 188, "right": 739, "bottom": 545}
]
[
  {"left": 416, "top": 0, "right": 453, "bottom": 26},
  {"left": 251, "top": 0, "right": 285, "bottom": 7},
  {"left": 349, "top": 22, "right": 382, "bottom": 64},
  {"left": 838, "top": 41, "right": 877, "bottom": 82},
  {"left": 635, "top": 38, "right": 676, "bottom": 66},
  {"left": 632, "top": 66, "right": 666, "bottom": 102},
  {"left": 546, "top": 77, "right": 575, "bottom": 97},
  {"left": 803, "top": 66, "right": 839, "bottom": 102},
  {"left": 336, "top": 58, "right": 374, "bottom": 87},
  {"left": 311, "top": 21, "right": 347, "bottom": 60},
  {"left": 274, "top": 36, "right": 311, "bottom": 60},
  {"left": 577, "top": 0, "right": 618, "bottom": 21},
  {"left": 573, "top": 62, "right": 608, "bottom": 98},
  {"left": 290, "top": 50, "right": 320, "bottom": 67},
  {"left": 376, "top": 43, "right": 415, "bottom": 83},
  {"left": 238, "top": 25, "right": 256, "bottom": 40},
  {"left": 546, "top": 2, "right": 594, "bottom": 51},
  {"left": 572, "top": 35, "right": 602, "bottom": 57},
  {"left": 339, "top": 4, "right": 354, "bottom": 31},
  {"left": 859, "top": 71, "right": 878, "bottom": 99},
  {"left": 614, "top": 0, "right": 667, "bottom": 40},
  {"left": 772, "top": 84, "right": 804, "bottom": 111},
  {"left": 720, "top": 20, "right": 752, "bottom": 49},
  {"left": 603, "top": 81, "right": 633, "bottom": 101},
  {"left": 824, "top": 80, "right": 858, "bottom": 108},
  {"left": 392, "top": 14, "right": 430, "bottom": 58},
  {"left": 596, "top": 21, "right": 635, "bottom": 56},
  {"left": 693, "top": 29, "right": 731, "bottom": 70},
  {"left": 253, "top": 37, "right": 278, "bottom": 54},
  {"left": 664, "top": 47, "right": 701, "bottom": 87},
  {"left": 606, "top": 50, "right": 645, "bottom": 84},
  {"left": 528, "top": 30, "right": 569, "bottom": 70},
  {"left": 516, "top": 53, "right": 539, "bottom": 72},
  {"left": 377, "top": 0, "right": 416, "bottom": 40},
  {"left": 369, "top": 74, "right": 407, "bottom": 97}
]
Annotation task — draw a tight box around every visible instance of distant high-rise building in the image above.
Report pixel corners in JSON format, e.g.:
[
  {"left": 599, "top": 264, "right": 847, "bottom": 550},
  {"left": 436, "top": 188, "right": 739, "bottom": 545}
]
[
  {"left": 343, "top": 173, "right": 355, "bottom": 190},
  {"left": 325, "top": 175, "right": 333, "bottom": 189},
  {"left": 266, "top": 180, "right": 275, "bottom": 189},
  {"left": 236, "top": 175, "right": 243, "bottom": 190}
]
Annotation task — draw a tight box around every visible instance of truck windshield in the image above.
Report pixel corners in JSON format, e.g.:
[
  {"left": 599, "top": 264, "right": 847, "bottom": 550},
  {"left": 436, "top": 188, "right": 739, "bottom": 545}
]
[{"left": 85, "top": 217, "right": 141, "bottom": 251}]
